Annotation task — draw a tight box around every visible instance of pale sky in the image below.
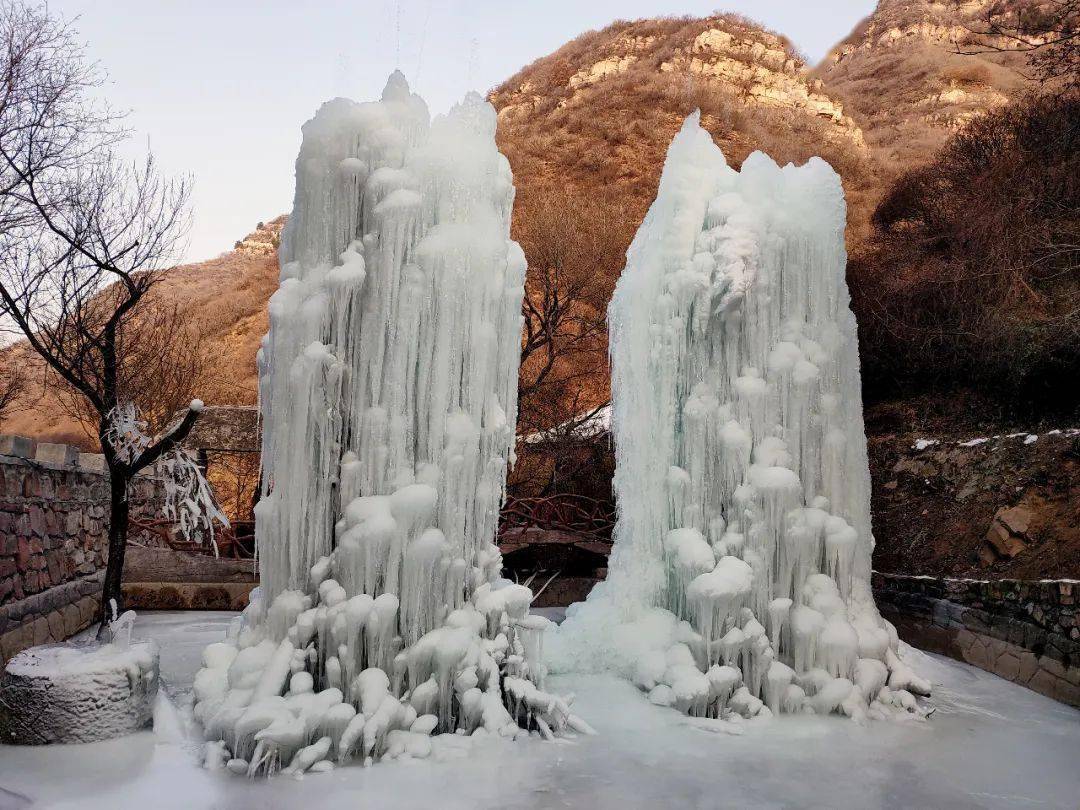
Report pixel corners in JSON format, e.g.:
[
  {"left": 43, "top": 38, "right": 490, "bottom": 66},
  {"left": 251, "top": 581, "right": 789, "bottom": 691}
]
[{"left": 50, "top": 1, "right": 876, "bottom": 263}]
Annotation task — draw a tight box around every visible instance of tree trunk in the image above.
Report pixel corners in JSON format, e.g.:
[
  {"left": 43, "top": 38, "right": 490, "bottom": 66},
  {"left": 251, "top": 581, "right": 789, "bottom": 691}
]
[{"left": 97, "top": 465, "right": 130, "bottom": 636}]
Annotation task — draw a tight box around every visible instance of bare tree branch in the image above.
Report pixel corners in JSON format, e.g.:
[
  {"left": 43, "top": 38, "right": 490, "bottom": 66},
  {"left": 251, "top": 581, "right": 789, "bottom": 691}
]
[{"left": 0, "top": 1, "right": 198, "bottom": 632}]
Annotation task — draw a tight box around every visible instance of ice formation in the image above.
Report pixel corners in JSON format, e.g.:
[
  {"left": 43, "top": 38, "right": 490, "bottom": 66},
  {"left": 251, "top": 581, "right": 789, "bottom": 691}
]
[
  {"left": 552, "top": 113, "right": 930, "bottom": 723},
  {"left": 194, "top": 73, "right": 588, "bottom": 777},
  {"left": 0, "top": 635, "right": 158, "bottom": 744}
]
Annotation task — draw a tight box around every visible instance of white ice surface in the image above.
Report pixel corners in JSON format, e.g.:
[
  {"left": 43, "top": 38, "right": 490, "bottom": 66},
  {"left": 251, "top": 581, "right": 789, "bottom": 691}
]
[{"left": 0, "top": 611, "right": 1077, "bottom": 810}]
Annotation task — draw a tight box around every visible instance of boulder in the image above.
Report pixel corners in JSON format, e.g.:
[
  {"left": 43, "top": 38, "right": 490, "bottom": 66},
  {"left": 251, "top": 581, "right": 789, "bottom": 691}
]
[
  {"left": 982, "top": 507, "right": 1030, "bottom": 562},
  {"left": 997, "top": 505, "right": 1034, "bottom": 537},
  {"left": 0, "top": 640, "right": 158, "bottom": 744}
]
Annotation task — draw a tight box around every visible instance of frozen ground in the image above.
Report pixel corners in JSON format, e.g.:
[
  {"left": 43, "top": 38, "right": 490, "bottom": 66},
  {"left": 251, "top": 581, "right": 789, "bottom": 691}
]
[{"left": 1, "top": 611, "right": 1077, "bottom": 810}]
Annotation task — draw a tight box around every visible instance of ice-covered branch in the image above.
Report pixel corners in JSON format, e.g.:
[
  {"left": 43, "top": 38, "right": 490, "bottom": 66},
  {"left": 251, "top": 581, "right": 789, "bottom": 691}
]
[{"left": 105, "top": 399, "right": 226, "bottom": 550}]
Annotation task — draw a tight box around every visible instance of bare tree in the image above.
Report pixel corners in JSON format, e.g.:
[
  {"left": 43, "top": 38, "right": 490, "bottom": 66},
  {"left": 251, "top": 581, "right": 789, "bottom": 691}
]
[
  {"left": 52, "top": 299, "right": 215, "bottom": 442},
  {"left": 514, "top": 189, "right": 626, "bottom": 438},
  {"left": 0, "top": 351, "right": 25, "bottom": 426},
  {"left": 509, "top": 189, "right": 629, "bottom": 497},
  {"left": 959, "top": 0, "right": 1079, "bottom": 89},
  {"left": 0, "top": 2, "right": 205, "bottom": 631}
]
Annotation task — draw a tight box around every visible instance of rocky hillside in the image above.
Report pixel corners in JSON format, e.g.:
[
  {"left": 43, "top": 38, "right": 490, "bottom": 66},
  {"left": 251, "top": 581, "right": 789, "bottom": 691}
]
[
  {"left": 492, "top": 14, "right": 876, "bottom": 243},
  {"left": 869, "top": 425, "right": 1080, "bottom": 580},
  {"left": 815, "top": 0, "right": 1031, "bottom": 171},
  {"left": 0, "top": 219, "right": 283, "bottom": 446},
  {"left": 3, "top": 6, "right": 1042, "bottom": 445}
]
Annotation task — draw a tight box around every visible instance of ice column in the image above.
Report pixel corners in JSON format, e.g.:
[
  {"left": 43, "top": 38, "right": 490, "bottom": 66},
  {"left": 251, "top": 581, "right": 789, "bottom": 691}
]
[
  {"left": 194, "top": 74, "right": 588, "bottom": 777},
  {"left": 553, "top": 113, "right": 930, "bottom": 723}
]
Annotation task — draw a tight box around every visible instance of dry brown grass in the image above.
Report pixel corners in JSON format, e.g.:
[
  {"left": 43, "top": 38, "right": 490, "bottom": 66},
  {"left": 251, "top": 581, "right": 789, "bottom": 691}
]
[
  {"left": 495, "top": 13, "right": 878, "bottom": 290},
  {"left": 814, "top": 1, "right": 1032, "bottom": 171}
]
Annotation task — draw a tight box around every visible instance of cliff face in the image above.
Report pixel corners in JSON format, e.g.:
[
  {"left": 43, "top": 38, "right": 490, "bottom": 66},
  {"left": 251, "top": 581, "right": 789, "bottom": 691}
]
[{"left": 815, "top": 0, "right": 1031, "bottom": 170}]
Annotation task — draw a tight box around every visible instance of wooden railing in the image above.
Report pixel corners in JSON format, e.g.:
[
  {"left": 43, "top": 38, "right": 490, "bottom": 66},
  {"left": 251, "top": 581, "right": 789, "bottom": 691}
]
[
  {"left": 129, "top": 517, "right": 255, "bottom": 559},
  {"left": 138, "top": 493, "right": 614, "bottom": 560},
  {"left": 498, "top": 494, "right": 615, "bottom": 542}
]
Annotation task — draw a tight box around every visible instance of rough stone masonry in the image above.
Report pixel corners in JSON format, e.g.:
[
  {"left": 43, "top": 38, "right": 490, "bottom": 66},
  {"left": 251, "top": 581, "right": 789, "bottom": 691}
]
[{"left": 0, "top": 436, "right": 162, "bottom": 662}]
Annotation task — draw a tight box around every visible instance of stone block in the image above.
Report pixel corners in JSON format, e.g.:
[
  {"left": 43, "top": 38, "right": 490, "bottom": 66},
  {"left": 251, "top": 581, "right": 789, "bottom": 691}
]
[
  {"left": 963, "top": 609, "right": 992, "bottom": 634},
  {"left": 1017, "top": 651, "right": 1039, "bottom": 683},
  {"left": 61, "top": 603, "right": 82, "bottom": 637},
  {"left": 0, "top": 435, "right": 36, "bottom": 458},
  {"left": 984, "top": 520, "right": 1026, "bottom": 559},
  {"left": 34, "top": 443, "right": 79, "bottom": 467},
  {"left": 31, "top": 616, "right": 49, "bottom": 645},
  {"left": 45, "top": 610, "right": 64, "bottom": 641},
  {"left": 0, "top": 628, "right": 28, "bottom": 662},
  {"left": 1027, "top": 669, "right": 1060, "bottom": 701},
  {"left": 994, "top": 650, "right": 1021, "bottom": 681},
  {"left": 77, "top": 596, "right": 99, "bottom": 625},
  {"left": 78, "top": 453, "right": 107, "bottom": 473},
  {"left": 0, "top": 641, "right": 159, "bottom": 743}
]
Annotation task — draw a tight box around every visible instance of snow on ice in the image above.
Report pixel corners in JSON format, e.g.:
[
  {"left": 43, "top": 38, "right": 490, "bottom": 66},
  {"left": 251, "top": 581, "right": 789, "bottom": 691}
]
[
  {"left": 550, "top": 112, "right": 930, "bottom": 724},
  {"left": 0, "top": 631, "right": 158, "bottom": 745},
  {"left": 193, "top": 73, "right": 587, "bottom": 778}
]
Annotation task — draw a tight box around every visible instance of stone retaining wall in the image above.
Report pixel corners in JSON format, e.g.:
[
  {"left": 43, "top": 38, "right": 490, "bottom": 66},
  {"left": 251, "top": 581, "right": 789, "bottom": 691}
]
[
  {"left": 120, "top": 546, "right": 256, "bottom": 612},
  {"left": 0, "top": 437, "right": 163, "bottom": 663},
  {"left": 873, "top": 572, "right": 1078, "bottom": 706}
]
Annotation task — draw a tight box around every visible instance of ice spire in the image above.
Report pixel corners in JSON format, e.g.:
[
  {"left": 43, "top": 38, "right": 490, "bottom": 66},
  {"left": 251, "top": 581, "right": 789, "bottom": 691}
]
[
  {"left": 552, "top": 114, "right": 930, "bottom": 723},
  {"left": 193, "top": 74, "right": 588, "bottom": 777}
]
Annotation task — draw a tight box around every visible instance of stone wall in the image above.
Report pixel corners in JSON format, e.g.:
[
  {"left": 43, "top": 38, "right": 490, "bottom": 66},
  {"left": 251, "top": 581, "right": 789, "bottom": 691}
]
[
  {"left": 0, "top": 436, "right": 162, "bottom": 663},
  {"left": 873, "top": 572, "right": 1078, "bottom": 707},
  {"left": 121, "top": 546, "right": 256, "bottom": 612}
]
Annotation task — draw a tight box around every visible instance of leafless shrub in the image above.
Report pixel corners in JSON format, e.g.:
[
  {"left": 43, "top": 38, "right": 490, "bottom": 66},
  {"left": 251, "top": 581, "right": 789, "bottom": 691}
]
[
  {"left": 0, "top": 352, "right": 26, "bottom": 427},
  {"left": 958, "top": 0, "right": 1079, "bottom": 90},
  {"left": 851, "top": 93, "right": 1079, "bottom": 412}
]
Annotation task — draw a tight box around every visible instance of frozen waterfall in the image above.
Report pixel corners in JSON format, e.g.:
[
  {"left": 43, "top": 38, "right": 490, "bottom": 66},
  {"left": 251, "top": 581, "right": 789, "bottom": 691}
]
[
  {"left": 552, "top": 113, "right": 930, "bottom": 723},
  {"left": 193, "top": 73, "right": 589, "bottom": 778}
]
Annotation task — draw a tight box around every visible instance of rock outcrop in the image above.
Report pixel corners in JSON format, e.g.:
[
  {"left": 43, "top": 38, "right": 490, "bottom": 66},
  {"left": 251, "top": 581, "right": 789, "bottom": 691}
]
[
  {"left": 869, "top": 427, "right": 1080, "bottom": 580},
  {"left": 815, "top": 0, "right": 1031, "bottom": 169},
  {"left": 492, "top": 15, "right": 871, "bottom": 245}
]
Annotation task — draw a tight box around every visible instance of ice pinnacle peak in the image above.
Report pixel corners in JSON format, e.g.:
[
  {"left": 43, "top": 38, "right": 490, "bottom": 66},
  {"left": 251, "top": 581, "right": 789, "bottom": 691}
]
[
  {"left": 381, "top": 69, "right": 411, "bottom": 102},
  {"left": 195, "top": 73, "right": 587, "bottom": 778}
]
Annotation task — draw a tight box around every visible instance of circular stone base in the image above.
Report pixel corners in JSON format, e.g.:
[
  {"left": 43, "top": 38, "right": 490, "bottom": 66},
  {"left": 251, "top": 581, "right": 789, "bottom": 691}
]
[{"left": 0, "top": 640, "right": 159, "bottom": 744}]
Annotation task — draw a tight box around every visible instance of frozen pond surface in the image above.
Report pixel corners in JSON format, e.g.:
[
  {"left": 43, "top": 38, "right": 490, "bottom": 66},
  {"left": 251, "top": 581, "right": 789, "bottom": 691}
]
[{"left": 1, "top": 610, "right": 1077, "bottom": 810}]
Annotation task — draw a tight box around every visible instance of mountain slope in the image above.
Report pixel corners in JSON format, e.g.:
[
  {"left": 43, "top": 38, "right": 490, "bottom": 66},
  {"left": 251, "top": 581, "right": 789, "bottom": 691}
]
[
  {"left": 4, "top": 6, "right": 1045, "bottom": 444},
  {"left": 815, "top": 0, "right": 1031, "bottom": 171},
  {"left": 0, "top": 219, "right": 282, "bottom": 446},
  {"left": 492, "top": 14, "right": 875, "bottom": 243}
]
